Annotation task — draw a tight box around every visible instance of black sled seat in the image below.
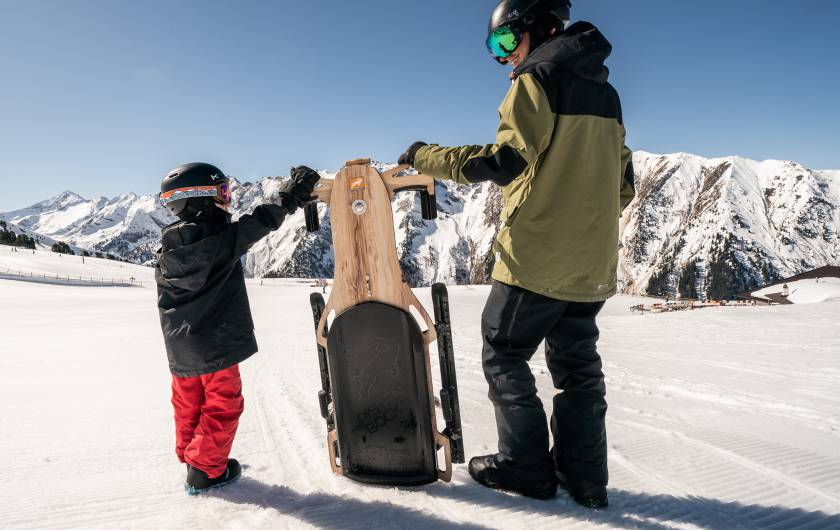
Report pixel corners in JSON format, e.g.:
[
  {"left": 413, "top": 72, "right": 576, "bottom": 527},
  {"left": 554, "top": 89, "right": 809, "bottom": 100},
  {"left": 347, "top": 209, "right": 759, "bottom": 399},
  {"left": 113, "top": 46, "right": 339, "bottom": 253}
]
[{"left": 327, "top": 302, "right": 437, "bottom": 485}]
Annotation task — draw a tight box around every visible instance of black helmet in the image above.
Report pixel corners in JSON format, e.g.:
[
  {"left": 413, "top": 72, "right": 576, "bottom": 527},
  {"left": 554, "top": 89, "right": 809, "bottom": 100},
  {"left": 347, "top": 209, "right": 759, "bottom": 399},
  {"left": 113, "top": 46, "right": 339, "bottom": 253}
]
[
  {"left": 159, "top": 162, "right": 231, "bottom": 218},
  {"left": 486, "top": 0, "right": 571, "bottom": 61},
  {"left": 488, "top": 0, "right": 570, "bottom": 34}
]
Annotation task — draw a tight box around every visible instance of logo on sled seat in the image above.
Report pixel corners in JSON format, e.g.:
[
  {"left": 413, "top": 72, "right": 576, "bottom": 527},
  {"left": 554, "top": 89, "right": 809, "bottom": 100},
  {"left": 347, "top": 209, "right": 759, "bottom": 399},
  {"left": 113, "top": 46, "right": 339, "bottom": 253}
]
[
  {"left": 349, "top": 176, "right": 366, "bottom": 190},
  {"left": 353, "top": 338, "right": 400, "bottom": 399}
]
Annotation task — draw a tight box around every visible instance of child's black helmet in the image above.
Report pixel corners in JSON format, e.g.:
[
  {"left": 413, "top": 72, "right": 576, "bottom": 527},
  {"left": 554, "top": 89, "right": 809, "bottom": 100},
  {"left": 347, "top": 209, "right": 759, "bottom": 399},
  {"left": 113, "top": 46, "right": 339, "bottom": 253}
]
[
  {"left": 488, "top": 0, "right": 571, "bottom": 35},
  {"left": 159, "top": 162, "right": 231, "bottom": 218}
]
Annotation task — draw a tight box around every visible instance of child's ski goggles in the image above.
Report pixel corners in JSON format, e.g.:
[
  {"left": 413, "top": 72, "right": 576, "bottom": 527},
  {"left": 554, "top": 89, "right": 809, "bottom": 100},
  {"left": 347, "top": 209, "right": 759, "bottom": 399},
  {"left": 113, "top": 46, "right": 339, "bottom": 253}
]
[
  {"left": 486, "top": 25, "right": 522, "bottom": 61},
  {"left": 159, "top": 182, "right": 231, "bottom": 207}
]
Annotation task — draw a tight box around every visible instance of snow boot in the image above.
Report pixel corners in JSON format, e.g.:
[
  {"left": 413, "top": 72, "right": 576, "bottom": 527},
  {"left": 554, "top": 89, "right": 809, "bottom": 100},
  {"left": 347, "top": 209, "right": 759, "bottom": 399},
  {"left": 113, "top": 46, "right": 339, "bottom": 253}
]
[
  {"left": 185, "top": 459, "right": 241, "bottom": 495},
  {"left": 468, "top": 454, "right": 557, "bottom": 500},
  {"left": 556, "top": 471, "right": 608, "bottom": 509}
]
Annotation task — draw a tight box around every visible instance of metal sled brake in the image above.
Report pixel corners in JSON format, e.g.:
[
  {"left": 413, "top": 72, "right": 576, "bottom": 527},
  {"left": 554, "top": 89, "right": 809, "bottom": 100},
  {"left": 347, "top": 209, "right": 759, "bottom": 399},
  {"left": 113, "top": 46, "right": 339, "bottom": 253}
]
[{"left": 305, "top": 158, "right": 464, "bottom": 486}]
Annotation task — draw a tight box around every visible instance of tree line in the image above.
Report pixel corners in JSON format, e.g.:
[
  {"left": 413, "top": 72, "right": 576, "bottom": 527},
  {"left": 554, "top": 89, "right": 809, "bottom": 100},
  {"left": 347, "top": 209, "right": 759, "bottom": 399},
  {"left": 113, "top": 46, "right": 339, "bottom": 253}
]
[
  {"left": 0, "top": 220, "right": 36, "bottom": 249},
  {"left": 2, "top": 220, "right": 129, "bottom": 262}
]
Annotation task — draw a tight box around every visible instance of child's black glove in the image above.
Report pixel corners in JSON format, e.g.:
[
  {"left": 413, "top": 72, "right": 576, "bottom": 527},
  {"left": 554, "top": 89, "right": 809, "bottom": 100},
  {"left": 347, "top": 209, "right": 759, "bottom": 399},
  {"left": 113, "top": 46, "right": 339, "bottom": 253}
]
[
  {"left": 398, "top": 141, "right": 428, "bottom": 167},
  {"left": 277, "top": 165, "right": 320, "bottom": 214}
]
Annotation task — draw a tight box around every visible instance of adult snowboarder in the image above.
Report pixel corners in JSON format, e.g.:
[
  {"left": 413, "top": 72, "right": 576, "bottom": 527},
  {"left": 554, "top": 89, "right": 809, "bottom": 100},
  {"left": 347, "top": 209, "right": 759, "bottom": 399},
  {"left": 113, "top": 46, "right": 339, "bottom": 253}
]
[
  {"left": 398, "top": 0, "right": 634, "bottom": 507},
  {"left": 156, "top": 162, "right": 319, "bottom": 494}
]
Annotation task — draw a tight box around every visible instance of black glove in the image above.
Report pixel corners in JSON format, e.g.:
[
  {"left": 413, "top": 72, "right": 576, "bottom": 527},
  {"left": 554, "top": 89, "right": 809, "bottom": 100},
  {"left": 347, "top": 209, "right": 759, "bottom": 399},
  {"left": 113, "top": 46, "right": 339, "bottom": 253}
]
[
  {"left": 278, "top": 165, "right": 320, "bottom": 213},
  {"left": 398, "top": 141, "right": 428, "bottom": 166}
]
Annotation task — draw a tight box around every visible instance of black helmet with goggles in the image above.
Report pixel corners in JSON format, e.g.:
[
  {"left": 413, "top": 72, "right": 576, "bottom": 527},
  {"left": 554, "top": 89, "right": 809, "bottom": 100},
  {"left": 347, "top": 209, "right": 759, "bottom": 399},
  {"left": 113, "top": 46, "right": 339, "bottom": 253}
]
[
  {"left": 159, "top": 162, "right": 231, "bottom": 218},
  {"left": 485, "top": 0, "right": 571, "bottom": 62}
]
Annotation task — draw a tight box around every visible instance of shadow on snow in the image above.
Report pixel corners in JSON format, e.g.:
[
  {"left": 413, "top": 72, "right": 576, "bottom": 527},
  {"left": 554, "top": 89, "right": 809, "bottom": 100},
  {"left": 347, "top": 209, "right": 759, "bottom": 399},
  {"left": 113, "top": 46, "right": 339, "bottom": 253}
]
[
  {"left": 212, "top": 473, "right": 840, "bottom": 530},
  {"left": 212, "top": 478, "right": 490, "bottom": 530}
]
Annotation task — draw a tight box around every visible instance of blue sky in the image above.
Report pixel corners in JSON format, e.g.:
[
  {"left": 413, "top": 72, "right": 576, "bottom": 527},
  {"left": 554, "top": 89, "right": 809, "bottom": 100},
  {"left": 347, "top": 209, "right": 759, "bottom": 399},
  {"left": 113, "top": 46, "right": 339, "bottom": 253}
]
[{"left": 1, "top": 0, "right": 838, "bottom": 211}]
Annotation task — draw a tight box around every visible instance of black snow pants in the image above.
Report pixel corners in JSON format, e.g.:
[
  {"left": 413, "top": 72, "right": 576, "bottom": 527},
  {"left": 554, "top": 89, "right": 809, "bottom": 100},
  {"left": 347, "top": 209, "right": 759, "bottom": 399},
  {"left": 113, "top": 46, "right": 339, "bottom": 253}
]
[{"left": 481, "top": 280, "right": 608, "bottom": 485}]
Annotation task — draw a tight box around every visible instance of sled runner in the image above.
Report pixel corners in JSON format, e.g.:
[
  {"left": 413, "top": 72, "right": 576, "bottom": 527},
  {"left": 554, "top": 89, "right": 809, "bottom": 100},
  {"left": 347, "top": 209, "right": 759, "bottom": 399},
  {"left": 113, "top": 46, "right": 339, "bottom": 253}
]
[{"left": 305, "top": 158, "right": 464, "bottom": 486}]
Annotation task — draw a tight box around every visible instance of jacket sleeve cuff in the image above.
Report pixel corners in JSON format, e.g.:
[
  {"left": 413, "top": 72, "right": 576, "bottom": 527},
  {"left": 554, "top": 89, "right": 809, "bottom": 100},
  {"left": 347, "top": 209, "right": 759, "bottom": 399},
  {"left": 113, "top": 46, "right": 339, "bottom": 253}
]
[
  {"left": 413, "top": 144, "right": 463, "bottom": 183},
  {"left": 413, "top": 144, "right": 434, "bottom": 175}
]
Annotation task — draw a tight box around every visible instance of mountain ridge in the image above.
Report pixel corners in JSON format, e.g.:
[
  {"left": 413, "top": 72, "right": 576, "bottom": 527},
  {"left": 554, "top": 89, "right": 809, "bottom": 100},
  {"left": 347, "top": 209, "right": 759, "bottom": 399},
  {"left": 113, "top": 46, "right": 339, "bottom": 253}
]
[{"left": 2, "top": 152, "right": 837, "bottom": 298}]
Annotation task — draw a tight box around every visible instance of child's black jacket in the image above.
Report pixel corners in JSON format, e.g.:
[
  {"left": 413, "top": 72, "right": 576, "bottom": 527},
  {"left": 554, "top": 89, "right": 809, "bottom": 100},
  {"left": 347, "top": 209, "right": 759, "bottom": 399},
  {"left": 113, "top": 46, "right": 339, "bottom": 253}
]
[{"left": 155, "top": 204, "right": 288, "bottom": 377}]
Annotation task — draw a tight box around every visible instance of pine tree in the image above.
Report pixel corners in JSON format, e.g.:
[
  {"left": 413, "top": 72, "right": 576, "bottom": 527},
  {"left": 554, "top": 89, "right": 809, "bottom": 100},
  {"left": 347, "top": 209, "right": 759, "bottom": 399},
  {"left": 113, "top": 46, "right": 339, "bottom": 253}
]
[
  {"left": 678, "top": 261, "right": 699, "bottom": 300},
  {"left": 51, "top": 242, "right": 74, "bottom": 255}
]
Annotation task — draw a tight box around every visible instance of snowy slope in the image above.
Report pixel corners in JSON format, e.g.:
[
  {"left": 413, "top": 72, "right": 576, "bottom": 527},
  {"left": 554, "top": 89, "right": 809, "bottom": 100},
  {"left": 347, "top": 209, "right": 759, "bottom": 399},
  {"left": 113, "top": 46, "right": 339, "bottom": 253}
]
[
  {"left": 0, "top": 215, "right": 61, "bottom": 250},
  {"left": 0, "top": 245, "right": 155, "bottom": 283},
  {"left": 1, "top": 257, "right": 839, "bottom": 528},
  {"left": 752, "top": 277, "right": 840, "bottom": 304}
]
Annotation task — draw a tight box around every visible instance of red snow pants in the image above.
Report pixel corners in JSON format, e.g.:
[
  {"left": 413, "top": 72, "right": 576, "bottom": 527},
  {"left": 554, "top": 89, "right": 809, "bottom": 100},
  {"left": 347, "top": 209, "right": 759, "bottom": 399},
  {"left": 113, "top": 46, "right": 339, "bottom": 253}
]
[{"left": 171, "top": 364, "right": 244, "bottom": 479}]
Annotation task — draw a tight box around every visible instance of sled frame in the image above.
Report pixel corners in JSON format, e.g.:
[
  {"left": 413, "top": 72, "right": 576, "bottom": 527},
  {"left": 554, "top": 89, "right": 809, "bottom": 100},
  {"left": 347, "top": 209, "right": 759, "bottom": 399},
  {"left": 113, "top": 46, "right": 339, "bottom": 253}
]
[{"left": 311, "top": 159, "right": 453, "bottom": 483}]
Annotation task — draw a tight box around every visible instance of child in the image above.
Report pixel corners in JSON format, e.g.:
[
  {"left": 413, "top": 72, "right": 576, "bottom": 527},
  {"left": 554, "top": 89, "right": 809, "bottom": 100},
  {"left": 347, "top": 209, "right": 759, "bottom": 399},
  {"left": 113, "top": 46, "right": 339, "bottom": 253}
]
[{"left": 155, "top": 162, "right": 319, "bottom": 494}]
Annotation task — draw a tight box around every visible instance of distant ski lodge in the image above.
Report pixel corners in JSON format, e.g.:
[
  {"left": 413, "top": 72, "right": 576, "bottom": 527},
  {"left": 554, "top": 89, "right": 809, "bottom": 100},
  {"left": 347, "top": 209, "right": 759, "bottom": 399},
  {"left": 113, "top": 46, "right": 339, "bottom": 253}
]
[{"left": 741, "top": 265, "right": 840, "bottom": 305}]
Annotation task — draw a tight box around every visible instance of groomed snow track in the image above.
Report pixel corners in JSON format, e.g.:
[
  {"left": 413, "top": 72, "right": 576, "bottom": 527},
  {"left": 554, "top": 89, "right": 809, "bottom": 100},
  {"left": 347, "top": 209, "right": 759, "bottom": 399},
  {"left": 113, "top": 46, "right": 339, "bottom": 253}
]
[{"left": 1, "top": 276, "right": 839, "bottom": 529}]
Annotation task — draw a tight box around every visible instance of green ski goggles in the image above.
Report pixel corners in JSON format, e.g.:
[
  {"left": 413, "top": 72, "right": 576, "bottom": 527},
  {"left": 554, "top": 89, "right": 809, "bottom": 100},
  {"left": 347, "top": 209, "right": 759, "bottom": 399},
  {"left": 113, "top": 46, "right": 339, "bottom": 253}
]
[{"left": 486, "top": 25, "right": 522, "bottom": 61}]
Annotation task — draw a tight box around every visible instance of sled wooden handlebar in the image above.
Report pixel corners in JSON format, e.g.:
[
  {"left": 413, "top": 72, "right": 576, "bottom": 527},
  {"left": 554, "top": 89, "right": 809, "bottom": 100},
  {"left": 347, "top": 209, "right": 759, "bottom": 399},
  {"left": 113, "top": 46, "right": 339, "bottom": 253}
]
[
  {"left": 312, "top": 180, "right": 333, "bottom": 203},
  {"left": 311, "top": 163, "right": 434, "bottom": 205},
  {"left": 344, "top": 157, "right": 371, "bottom": 166},
  {"left": 382, "top": 167, "right": 435, "bottom": 197}
]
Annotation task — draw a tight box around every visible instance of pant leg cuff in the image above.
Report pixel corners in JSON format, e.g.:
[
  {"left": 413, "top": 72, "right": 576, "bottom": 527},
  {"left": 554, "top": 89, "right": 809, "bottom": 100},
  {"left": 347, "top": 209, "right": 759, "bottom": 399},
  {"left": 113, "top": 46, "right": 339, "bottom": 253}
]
[{"left": 185, "top": 458, "right": 227, "bottom": 479}]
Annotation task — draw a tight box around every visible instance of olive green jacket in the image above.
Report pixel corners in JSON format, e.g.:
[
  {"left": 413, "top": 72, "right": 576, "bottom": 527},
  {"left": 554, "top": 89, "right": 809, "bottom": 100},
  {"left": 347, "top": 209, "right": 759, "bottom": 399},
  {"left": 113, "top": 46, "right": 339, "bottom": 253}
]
[{"left": 414, "top": 22, "right": 634, "bottom": 302}]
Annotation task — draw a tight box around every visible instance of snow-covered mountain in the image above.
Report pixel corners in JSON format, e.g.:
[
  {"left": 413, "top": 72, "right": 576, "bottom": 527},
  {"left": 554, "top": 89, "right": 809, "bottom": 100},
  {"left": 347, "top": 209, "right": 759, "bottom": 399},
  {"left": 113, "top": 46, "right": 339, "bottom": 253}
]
[
  {"left": 1, "top": 190, "right": 173, "bottom": 261},
  {"left": 2, "top": 153, "right": 838, "bottom": 298},
  {"left": 620, "top": 152, "right": 840, "bottom": 300}
]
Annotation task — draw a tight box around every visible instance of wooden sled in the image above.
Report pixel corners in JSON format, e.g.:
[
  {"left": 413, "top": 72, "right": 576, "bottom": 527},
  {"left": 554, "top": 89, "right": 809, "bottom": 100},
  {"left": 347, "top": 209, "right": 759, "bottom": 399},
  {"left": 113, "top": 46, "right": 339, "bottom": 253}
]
[{"left": 306, "top": 158, "right": 464, "bottom": 486}]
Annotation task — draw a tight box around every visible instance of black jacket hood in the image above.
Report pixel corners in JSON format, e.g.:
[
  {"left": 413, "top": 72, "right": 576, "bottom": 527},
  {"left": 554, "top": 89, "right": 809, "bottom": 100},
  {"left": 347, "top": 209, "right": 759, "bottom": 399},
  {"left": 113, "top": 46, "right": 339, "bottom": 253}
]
[{"left": 515, "top": 21, "right": 612, "bottom": 84}]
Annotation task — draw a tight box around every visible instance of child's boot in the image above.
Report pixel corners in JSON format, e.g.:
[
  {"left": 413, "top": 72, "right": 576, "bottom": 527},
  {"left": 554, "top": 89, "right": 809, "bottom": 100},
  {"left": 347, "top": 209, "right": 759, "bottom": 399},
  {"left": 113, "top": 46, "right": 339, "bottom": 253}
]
[{"left": 185, "top": 459, "right": 241, "bottom": 495}]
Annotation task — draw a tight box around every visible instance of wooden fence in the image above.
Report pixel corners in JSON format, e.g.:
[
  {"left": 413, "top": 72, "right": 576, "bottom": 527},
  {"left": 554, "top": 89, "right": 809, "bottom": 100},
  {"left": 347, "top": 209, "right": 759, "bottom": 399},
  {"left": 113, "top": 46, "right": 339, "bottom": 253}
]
[{"left": 0, "top": 267, "right": 144, "bottom": 288}]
